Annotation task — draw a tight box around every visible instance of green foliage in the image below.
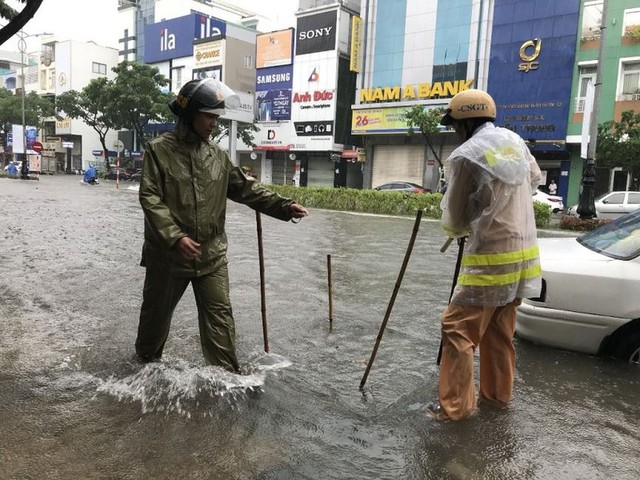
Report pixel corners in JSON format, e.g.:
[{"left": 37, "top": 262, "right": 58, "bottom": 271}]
[
  {"left": 109, "top": 61, "right": 173, "bottom": 148},
  {"left": 263, "top": 185, "right": 434, "bottom": 218},
  {"left": 215, "top": 118, "right": 259, "bottom": 147},
  {"left": 267, "top": 185, "right": 554, "bottom": 228},
  {"left": 57, "top": 78, "right": 116, "bottom": 165},
  {"left": 596, "top": 110, "right": 640, "bottom": 182},
  {"left": 0, "top": 87, "right": 56, "bottom": 134},
  {"left": 625, "top": 24, "right": 640, "bottom": 40},
  {"left": 532, "top": 201, "right": 552, "bottom": 228},
  {"left": 402, "top": 104, "right": 447, "bottom": 190}
]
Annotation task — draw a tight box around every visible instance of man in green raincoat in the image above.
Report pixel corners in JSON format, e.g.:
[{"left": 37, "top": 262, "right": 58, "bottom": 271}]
[{"left": 135, "top": 78, "right": 308, "bottom": 373}]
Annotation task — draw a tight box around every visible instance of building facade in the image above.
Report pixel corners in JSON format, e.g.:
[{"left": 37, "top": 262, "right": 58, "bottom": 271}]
[{"left": 566, "top": 0, "right": 640, "bottom": 204}]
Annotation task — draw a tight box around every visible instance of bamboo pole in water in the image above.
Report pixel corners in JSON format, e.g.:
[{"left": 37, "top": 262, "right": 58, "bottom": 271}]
[
  {"left": 256, "top": 211, "right": 269, "bottom": 353},
  {"left": 359, "top": 209, "right": 423, "bottom": 391}
]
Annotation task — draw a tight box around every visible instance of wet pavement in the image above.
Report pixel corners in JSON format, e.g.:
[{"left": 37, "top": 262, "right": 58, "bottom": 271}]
[{"left": 1, "top": 175, "right": 638, "bottom": 479}]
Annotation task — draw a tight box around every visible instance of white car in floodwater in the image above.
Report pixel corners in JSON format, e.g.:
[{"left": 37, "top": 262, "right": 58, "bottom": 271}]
[{"left": 516, "top": 209, "right": 640, "bottom": 364}]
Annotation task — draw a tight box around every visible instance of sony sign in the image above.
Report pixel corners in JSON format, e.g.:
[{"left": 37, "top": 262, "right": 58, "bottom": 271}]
[{"left": 296, "top": 10, "right": 337, "bottom": 55}]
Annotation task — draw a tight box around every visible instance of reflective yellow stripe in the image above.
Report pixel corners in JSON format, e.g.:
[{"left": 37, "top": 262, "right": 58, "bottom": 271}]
[
  {"left": 461, "top": 245, "right": 539, "bottom": 267},
  {"left": 458, "top": 264, "right": 542, "bottom": 287}
]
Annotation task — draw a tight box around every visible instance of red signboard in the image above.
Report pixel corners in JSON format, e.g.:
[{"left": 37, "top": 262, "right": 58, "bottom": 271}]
[{"left": 32, "top": 141, "right": 43, "bottom": 153}]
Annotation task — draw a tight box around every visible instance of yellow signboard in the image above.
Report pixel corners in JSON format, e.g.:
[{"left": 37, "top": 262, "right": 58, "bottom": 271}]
[
  {"left": 350, "top": 16, "right": 363, "bottom": 73},
  {"left": 351, "top": 106, "right": 413, "bottom": 134}
]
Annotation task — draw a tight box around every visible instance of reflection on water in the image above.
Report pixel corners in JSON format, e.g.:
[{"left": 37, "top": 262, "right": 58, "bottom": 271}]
[{"left": 1, "top": 176, "right": 639, "bottom": 480}]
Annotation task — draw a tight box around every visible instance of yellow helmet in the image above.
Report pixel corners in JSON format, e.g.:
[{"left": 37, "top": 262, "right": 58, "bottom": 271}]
[{"left": 440, "top": 89, "right": 496, "bottom": 126}]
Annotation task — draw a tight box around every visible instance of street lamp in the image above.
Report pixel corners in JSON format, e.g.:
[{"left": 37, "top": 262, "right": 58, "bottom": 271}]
[{"left": 16, "top": 29, "right": 51, "bottom": 180}]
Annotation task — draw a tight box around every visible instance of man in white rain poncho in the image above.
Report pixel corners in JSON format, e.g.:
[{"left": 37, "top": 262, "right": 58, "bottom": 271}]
[{"left": 429, "top": 89, "right": 542, "bottom": 421}]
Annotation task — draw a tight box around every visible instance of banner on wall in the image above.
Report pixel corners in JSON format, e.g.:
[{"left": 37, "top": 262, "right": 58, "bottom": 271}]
[
  {"left": 193, "top": 40, "right": 224, "bottom": 68},
  {"left": 351, "top": 106, "right": 415, "bottom": 134},
  {"left": 255, "top": 65, "right": 293, "bottom": 121},
  {"left": 256, "top": 29, "right": 294, "bottom": 68},
  {"left": 291, "top": 52, "right": 338, "bottom": 131},
  {"left": 296, "top": 10, "right": 337, "bottom": 56},
  {"left": 349, "top": 15, "right": 363, "bottom": 73}
]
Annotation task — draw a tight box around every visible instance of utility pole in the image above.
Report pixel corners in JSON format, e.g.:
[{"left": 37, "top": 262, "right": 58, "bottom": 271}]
[{"left": 577, "top": 0, "right": 607, "bottom": 219}]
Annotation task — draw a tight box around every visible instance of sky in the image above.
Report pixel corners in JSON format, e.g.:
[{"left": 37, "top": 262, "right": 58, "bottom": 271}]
[{"left": 2, "top": 0, "right": 298, "bottom": 54}]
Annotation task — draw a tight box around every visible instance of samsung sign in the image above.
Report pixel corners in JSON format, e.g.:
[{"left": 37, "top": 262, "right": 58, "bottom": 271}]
[
  {"left": 296, "top": 10, "right": 337, "bottom": 56},
  {"left": 487, "top": 0, "right": 579, "bottom": 149},
  {"left": 144, "top": 13, "right": 227, "bottom": 63},
  {"left": 256, "top": 65, "right": 293, "bottom": 91}
]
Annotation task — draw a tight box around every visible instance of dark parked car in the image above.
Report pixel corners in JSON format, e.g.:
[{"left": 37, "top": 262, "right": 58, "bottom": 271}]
[
  {"left": 104, "top": 169, "right": 131, "bottom": 181},
  {"left": 373, "top": 181, "right": 431, "bottom": 193}
]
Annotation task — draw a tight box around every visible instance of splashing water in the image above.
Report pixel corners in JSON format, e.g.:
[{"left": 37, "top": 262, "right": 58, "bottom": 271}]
[{"left": 95, "top": 351, "right": 292, "bottom": 417}]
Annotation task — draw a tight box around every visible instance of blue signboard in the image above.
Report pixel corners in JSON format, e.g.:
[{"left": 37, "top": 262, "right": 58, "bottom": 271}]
[
  {"left": 193, "top": 12, "right": 226, "bottom": 41},
  {"left": 144, "top": 13, "right": 227, "bottom": 63},
  {"left": 256, "top": 65, "right": 294, "bottom": 121},
  {"left": 144, "top": 15, "right": 195, "bottom": 63},
  {"left": 487, "top": 0, "right": 580, "bottom": 150},
  {"left": 256, "top": 65, "right": 293, "bottom": 91}
]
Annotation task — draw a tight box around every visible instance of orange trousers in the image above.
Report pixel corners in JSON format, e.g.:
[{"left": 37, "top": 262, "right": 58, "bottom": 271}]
[{"left": 437, "top": 299, "right": 521, "bottom": 420}]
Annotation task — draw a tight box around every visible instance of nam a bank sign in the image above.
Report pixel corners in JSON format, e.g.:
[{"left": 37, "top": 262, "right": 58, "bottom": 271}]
[{"left": 358, "top": 79, "right": 474, "bottom": 103}]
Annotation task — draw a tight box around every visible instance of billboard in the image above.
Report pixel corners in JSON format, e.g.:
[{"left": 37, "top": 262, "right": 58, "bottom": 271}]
[
  {"left": 487, "top": 0, "right": 580, "bottom": 148},
  {"left": 291, "top": 52, "right": 338, "bottom": 136},
  {"left": 194, "top": 40, "right": 224, "bottom": 68},
  {"left": 144, "top": 13, "right": 227, "bottom": 63},
  {"left": 256, "top": 65, "right": 293, "bottom": 121},
  {"left": 193, "top": 13, "right": 226, "bottom": 41},
  {"left": 256, "top": 29, "right": 294, "bottom": 68},
  {"left": 296, "top": 11, "right": 337, "bottom": 56}
]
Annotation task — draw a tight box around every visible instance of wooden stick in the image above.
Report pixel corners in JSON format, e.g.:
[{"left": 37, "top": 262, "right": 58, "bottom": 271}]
[
  {"left": 359, "top": 209, "right": 423, "bottom": 391},
  {"left": 256, "top": 211, "right": 269, "bottom": 353},
  {"left": 436, "top": 236, "right": 466, "bottom": 366},
  {"left": 327, "top": 254, "right": 334, "bottom": 331}
]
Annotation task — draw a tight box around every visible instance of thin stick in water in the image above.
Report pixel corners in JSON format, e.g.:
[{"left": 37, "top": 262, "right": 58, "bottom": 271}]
[
  {"left": 256, "top": 211, "right": 269, "bottom": 353},
  {"left": 359, "top": 209, "right": 423, "bottom": 391}
]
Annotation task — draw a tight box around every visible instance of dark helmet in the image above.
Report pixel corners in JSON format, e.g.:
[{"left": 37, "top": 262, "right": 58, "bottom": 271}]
[{"left": 169, "top": 78, "right": 239, "bottom": 118}]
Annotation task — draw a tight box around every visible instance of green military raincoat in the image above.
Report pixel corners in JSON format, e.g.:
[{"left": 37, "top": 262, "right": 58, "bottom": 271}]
[{"left": 136, "top": 121, "right": 296, "bottom": 371}]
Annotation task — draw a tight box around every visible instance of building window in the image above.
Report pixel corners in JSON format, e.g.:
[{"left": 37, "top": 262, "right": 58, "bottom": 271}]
[
  {"left": 92, "top": 62, "right": 107, "bottom": 75},
  {"left": 244, "top": 54, "right": 253, "bottom": 69},
  {"left": 581, "top": 1, "right": 603, "bottom": 41},
  {"left": 620, "top": 61, "right": 640, "bottom": 100},
  {"left": 576, "top": 65, "right": 597, "bottom": 112},
  {"left": 623, "top": 8, "right": 640, "bottom": 40}
]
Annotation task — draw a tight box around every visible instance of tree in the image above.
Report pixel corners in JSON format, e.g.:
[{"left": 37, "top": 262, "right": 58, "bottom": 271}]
[
  {"left": 402, "top": 104, "right": 446, "bottom": 189},
  {"left": 56, "top": 77, "right": 117, "bottom": 169},
  {"left": 596, "top": 110, "right": 640, "bottom": 190},
  {"left": 0, "top": 0, "right": 45, "bottom": 46},
  {"left": 214, "top": 118, "right": 259, "bottom": 147},
  {"left": 109, "top": 61, "right": 173, "bottom": 149},
  {"left": 0, "top": 86, "right": 56, "bottom": 136}
]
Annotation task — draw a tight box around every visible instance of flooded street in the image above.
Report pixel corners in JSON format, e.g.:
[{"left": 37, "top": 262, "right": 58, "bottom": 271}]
[{"left": 1, "top": 175, "right": 639, "bottom": 480}]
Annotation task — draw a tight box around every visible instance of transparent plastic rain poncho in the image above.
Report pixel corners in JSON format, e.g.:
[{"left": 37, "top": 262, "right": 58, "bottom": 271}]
[{"left": 441, "top": 123, "right": 543, "bottom": 306}]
